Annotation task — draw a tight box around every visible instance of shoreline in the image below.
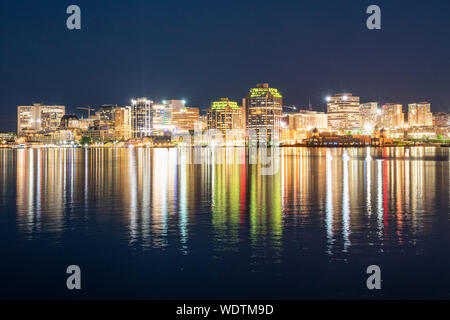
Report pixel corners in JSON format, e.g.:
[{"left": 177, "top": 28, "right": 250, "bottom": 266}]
[{"left": 2, "top": 144, "right": 449, "bottom": 150}]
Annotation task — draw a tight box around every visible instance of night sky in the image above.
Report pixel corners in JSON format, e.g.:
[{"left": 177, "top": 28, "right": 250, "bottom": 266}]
[{"left": 1, "top": 0, "right": 450, "bottom": 131}]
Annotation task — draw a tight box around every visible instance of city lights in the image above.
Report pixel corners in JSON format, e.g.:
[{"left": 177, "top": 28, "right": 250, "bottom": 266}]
[{"left": 2, "top": 89, "right": 447, "bottom": 149}]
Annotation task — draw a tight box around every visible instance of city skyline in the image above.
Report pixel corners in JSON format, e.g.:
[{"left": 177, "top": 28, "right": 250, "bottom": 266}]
[
  {"left": 2, "top": 81, "right": 450, "bottom": 133},
  {"left": 4, "top": 88, "right": 448, "bottom": 132},
  {"left": 7, "top": 86, "right": 448, "bottom": 149}
]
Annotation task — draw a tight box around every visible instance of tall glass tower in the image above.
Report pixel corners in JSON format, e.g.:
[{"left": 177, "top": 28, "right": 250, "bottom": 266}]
[
  {"left": 131, "top": 98, "right": 153, "bottom": 138},
  {"left": 244, "top": 83, "right": 283, "bottom": 143}
]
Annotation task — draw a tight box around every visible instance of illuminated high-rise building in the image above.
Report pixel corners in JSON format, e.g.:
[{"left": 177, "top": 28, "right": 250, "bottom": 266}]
[
  {"left": 152, "top": 103, "right": 167, "bottom": 135},
  {"left": 408, "top": 102, "right": 433, "bottom": 127},
  {"left": 327, "top": 93, "right": 360, "bottom": 131},
  {"left": 165, "top": 99, "right": 186, "bottom": 111},
  {"left": 17, "top": 106, "right": 39, "bottom": 135},
  {"left": 244, "top": 83, "right": 283, "bottom": 142},
  {"left": 162, "top": 100, "right": 186, "bottom": 125},
  {"left": 380, "top": 103, "right": 404, "bottom": 129},
  {"left": 207, "top": 98, "right": 243, "bottom": 140},
  {"left": 360, "top": 102, "right": 379, "bottom": 130},
  {"left": 97, "top": 105, "right": 117, "bottom": 124},
  {"left": 17, "top": 103, "right": 65, "bottom": 136},
  {"left": 114, "top": 106, "right": 132, "bottom": 140},
  {"left": 172, "top": 107, "right": 200, "bottom": 132},
  {"left": 131, "top": 98, "right": 153, "bottom": 138},
  {"left": 39, "top": 105, "right": 66, "bottom": 131}
]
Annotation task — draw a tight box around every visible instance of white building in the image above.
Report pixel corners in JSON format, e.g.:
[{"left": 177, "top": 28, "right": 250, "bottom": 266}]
[
  {"left": 17, "top": 103, "right": 65, "bottom": 136},
  {"left": 327, "top": 93, "right": 361, "bottom": 132}
]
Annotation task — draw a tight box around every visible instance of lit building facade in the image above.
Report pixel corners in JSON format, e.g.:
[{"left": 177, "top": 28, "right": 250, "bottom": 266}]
[
  {"left": 115, "top": 106, "right": 132, "bottom": 140},
  {"left": 286, "top": 110, "right": 328, "bottom": 131},
  {"left": 39, "top": 105, "right": 66, "bottom": 132},
  {"left": 381, "top": 103, "right": 404, "bottom": 129},
  {"left": 97, "top": 104, "right": 117, "bottom": 126},
  {"left": 131, "top": 98, "right": 153, "bottom": 138},
  {"left": 0, "top": 132, "right": 16, "bottom": 143},
  {"left": 360, "top": 102, "right": 379, "bottom": 130},
  {"left": 152, "top": 103, "right": 178, "bottom": 135},
  {"left": 244, "top": 83, "right": 283, "bottom": 142},
  {"left": 60, "top": 115, "right": 80, "bottom": 129},
  {"left": 17, "top": 104, "right": 65, "bottom": 136},
  {"left": 280, "top": 129, "right": 307, "bottom": 144},
  {"left": 207, "top": 98, "right": 243, "bottom": 140},
  {"left": 327, "top": 93, "right": 360, "bottom": 131},
  {"left": 162, "top": 100, "right": 186, "bottom": 126},
  {"left": 172, "top": 107, "right": 200, "bottom": 132},
  {"left": 408, "top": 102, "right": 432, "bottom": 127},
  {"left": 17, "top": 105, "right": 40, "bottom": 134},
  {"left": 85, "top": 127, "right": 115, "bottom": 143},
  {"left": 433, "top": 112, "right": 449, "bottom": 127}
]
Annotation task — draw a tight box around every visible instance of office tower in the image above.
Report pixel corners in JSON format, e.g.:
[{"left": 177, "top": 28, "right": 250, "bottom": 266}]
[
  {"left": 165, "top": 99, "right": 186, "bottom": 111},
  {"left": 17, "top": 105, "right": 40, "bottom": 134},
  {"left": 114, "top": 107, "right": 132, "bottom": 140},
  {"left": 433, "top": 112, "right": 450, "bottom": 127},
  {"left": 380, "top": 103, "right": 404, "bottom": 129},
  {"left": 98, "top": 105, "right": 117, "bottom": 123},
  {"left": 360, "top": 102, "right": 379, "bottom": 130},
  {"left": 39, "top": 105, "right": 66, "bottom": 131},
  {"left": 172, "top": 107, "right": 200, "bottom": 132},
  {"left": 17, "top": 103, "right": 65, "bottom": 135},
  {"left": 286, "top": 110, "right": 328, "bottom": 130},
  {"left": 245, "top": 83, "right": 283, "bottom": 142},
  {"left": 162, "top": 100, "right": 186, "bottom": 125},
  {"left": 408, "top": 102, "right": 433, "bottom": 127},
  {"left": 207, "top": 98, "right": 243, "bottom": 135},
  {"left": 152, "top": 103, "right": 175, "bottom": 135},
  {"left": 327, "top": 93, "right": 360, "bottom": 131},
  {"left": 131, "top": 98, "right": 153, "bottom": 138}
]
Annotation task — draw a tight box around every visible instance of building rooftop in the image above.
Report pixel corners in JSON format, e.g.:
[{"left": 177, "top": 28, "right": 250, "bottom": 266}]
[{"left": 211, "top": 98, "right": 240, "bottom": 110}]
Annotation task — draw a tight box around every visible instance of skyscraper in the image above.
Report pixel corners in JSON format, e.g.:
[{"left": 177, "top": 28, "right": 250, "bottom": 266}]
[
  {"left": 381, "top": 103, "right": 404, "bottom": 129},
  {"left": 245, "top": 83, "right": 283, "bottom": 142},
  {"left": 172, "top": 107, "right": 200, "bottom": 132},
  {"left": 152, "top": 103, "right": 168, "bottom": 135},
  {"left": 360, "top": 102, "right": 379, "bottom": 130},
  {"left": 327, "top": 93, "right": 360, "bottom": 131},
  {"left": 17, "top": 103, "right": 65, "bottom": 136},
  {"left": 131, "top": 98, "right": 153, "bottom": 138},
  {"left": 162, "top": 100, "right": 186, "bottom": 126},
  {"left": 408, "top": 102, "right": 433, "bottom": 127},
  {"left": 98, "top": 105, "right": 117, "bottom": 123},
  {"left": 207, "top": 98, "right": 243, "bottom": 140},
  {"left": 114, "top": 106, "right": 132, "bottom": 140}
]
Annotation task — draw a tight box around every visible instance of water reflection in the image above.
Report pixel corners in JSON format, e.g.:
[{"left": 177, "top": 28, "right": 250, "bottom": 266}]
[{"left": 0, "top": 147, "right": 448, "bottom": 260}]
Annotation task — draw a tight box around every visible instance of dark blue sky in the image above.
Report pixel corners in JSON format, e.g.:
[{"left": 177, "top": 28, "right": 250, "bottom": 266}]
[{"left": 1, "top": 0, "right": 450, "bottom": 131}]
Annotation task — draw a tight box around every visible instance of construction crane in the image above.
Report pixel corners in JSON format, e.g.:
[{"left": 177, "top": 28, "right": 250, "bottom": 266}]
[{"left": 77, "top": 106, "right": 95, "bottom": 119}]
